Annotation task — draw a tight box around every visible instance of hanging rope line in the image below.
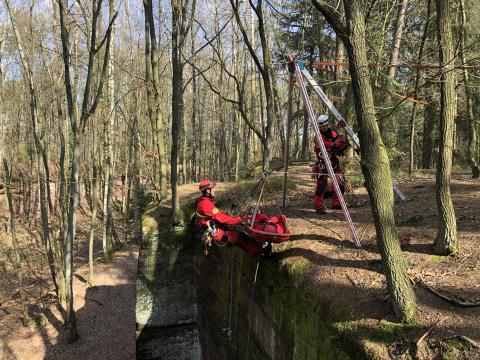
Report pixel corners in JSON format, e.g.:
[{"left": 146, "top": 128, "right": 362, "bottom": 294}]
[
  {"left": 245, "top": 256, "right": 261, "bottom": 360},
  {"left": 310, "top": 60, "right": 480, "bottom": 72},
  {"left": 225, "top": 246, "right": 234, "bottom": 339}
]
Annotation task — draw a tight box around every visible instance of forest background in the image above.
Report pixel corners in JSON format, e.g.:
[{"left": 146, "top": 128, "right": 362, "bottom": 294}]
[{"left": 0, "top": 0, "right": 479, "bottom": 350}]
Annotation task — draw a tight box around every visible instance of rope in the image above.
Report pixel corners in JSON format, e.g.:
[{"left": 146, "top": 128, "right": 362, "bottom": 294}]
[
  {"left": 250, "top": 179, "right": 267, "bottom": 227},
  {"left": 264, "top": 176, "right": 289, "bottom": 232},
  {"left": 227, "top": 246, "right": 234, "bottom": 339},
  {"left": 245, "top": 256, "right": 261, "bottom": 360}
]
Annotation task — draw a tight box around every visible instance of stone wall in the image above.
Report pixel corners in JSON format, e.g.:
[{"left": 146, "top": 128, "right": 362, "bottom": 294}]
[
  {"left": 136, "top": 205, "right": 201, "bottom": 360},
  {"left": 194, "top": 242, "right": 354, "bottom": 360},
  {"left": 136, "top": 201, "right": 360, "bottom": 360}
]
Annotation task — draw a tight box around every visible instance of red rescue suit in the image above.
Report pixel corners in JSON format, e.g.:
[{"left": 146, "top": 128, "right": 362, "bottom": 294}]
[
  {"left": 195, "top": 195, "right": 263, "bottom": 257},
  {"left": 312, "top": 129, "right": 349, "bottom": 210}
]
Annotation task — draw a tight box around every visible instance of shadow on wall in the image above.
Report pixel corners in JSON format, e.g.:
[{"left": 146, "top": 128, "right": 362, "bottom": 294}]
[{"left": 135, "top": 205, "right": 201, "bottom": 360}]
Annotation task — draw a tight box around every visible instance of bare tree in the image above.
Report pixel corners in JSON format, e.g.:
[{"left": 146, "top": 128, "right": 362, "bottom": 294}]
[
  {"left": 230, "top": 0, "right": 279, "bottom": 167},
  {"left": 171, "top": 0, "right": 196, "bottom": 223},
  {"left": 434, "top": 0, "right": 457, "bottom": 255},
  {"left": 4, "top": 0, "right": 60, "bottom": 300},
  {"left": 144, "top": 0, "right": 168, "bottom": 199},
  {"left": 459, "top": 0, "right": 480, "bottom": 178},
  {"left": 57, "top": 0, "right": 117, "bottom": 342}
]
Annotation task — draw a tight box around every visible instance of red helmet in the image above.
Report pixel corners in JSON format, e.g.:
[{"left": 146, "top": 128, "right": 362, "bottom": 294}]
[{"left": 199, "top": 179, "right": 215, "bottom": 192}]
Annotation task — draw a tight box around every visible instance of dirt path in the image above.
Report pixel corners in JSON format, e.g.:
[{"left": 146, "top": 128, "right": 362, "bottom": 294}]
[{"left": 0, "top": 244, "right": 138, "bottom": 360}]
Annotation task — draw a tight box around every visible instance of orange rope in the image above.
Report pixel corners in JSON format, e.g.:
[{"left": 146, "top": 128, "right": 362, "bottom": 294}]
[
  {"left": 310, "top": 61, "right": 480, "bottom": 72},
  {"left": 395, "top": 93, "right": 427, "bottom": 104}
]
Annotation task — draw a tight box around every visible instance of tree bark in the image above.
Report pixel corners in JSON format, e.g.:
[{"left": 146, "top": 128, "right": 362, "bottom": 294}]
[
  {"left": 388, "top": 0, "right": 409, "bottom": 78},
  {"left": 102, "top": 0, "right": 115, "bottom": 263},
  {"left": 144, "top": 0, "right": 168, "bottom": 198},
  {"left": 88, "top": 161, "right": 98, "bottom": 285},
  {"left": 422, "top": 86, "right": 436, "bottom": 169},
  {"left": 434, "top": 0, "right": 457, "bottom": 255}
]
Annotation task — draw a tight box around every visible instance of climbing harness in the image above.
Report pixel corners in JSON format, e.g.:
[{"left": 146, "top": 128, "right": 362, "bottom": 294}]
[{"left": 200, "top": 220, "right": 217, "bottom": 256}]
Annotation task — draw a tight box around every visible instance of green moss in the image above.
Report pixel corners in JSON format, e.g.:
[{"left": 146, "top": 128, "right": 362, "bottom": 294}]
[
  {"left": 429, "top": 255, "right": 450, "bottom": 263},
  {"left": 283, "top": 259, "right": 309, "bottom": 279},
  {"left": 335, "top": 319, "right": 421, "bottom": 345},
  {"left": 441, "top": 338, "right": 470, "bottom": 360},
  {"left": 256, "top": 259, "right": 351, "bottom": 360}
]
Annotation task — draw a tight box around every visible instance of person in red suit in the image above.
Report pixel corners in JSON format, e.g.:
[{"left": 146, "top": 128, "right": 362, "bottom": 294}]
[
  {"left": 312, "top": 114, "right": 350, "bottom": 214},
  {"left": 195, "top": 180, "right": 271, "bottom": 257}
]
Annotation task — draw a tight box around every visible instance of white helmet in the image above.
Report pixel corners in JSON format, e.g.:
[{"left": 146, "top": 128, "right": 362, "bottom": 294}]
[{"left": 317, "top": 114, "right": 329, "bottom": 126}]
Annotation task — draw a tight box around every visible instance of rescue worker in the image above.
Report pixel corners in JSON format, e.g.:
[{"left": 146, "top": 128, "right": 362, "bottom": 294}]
[
  {"left": 312, "top": 114, "right": 350, "bottom": 214},
  {"left": 195, "top": 180, "right": 272, "bottom": 257}
]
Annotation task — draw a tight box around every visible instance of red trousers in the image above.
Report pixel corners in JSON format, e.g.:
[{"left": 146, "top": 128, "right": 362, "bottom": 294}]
[{"left": 313, "top": 174, "right": 344, "bottom": 210}]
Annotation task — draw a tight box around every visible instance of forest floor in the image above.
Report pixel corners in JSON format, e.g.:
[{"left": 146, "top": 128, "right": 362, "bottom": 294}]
[
  {"left": 0, "top": 163, "right": 479, "bottom": 360},
  {"left": 241, "top": 163, "right": 480, "bottom": 359},
  {"left": 0, "top": 208, "right": 139, "bottom": 360}
]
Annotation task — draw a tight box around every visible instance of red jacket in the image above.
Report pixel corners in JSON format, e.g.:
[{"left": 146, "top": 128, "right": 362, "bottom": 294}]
[
  {"left": 195, "top": 195, "right": 241, "bottom": 241},
  {"left": 314, "top": 130, "right": 338, "bottom": 159}
]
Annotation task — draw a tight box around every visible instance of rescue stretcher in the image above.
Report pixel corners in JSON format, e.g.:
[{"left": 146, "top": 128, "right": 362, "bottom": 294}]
[{"left": 242, "top": 213, "right": 292, "bottom": 244}]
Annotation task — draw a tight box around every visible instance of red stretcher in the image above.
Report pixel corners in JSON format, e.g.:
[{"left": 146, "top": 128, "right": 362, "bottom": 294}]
[{"left": 242, "top": 213, "right": 292, "bottom": 244}]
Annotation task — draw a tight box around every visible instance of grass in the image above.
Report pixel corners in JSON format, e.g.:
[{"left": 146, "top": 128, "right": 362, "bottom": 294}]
[{"left": 429, "top": 255, "right": 450, "bottom": 263}]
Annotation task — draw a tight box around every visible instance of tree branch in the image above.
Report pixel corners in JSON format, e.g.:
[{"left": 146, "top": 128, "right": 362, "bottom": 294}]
[
  {"left": 230, "top": 0, "right": 266, "bottom": 77},
  {"left": 311, "top": 0, "right": 348, "bottom": 44}
]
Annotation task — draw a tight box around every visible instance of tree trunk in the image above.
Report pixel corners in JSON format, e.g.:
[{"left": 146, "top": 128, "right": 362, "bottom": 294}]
[
  {"left": 102, "top": 0, "right": 115, "bottom": 263},
  {"left": 409, "top": 0, "right": 432, "bottom": 175},
  {"left": 388, "top": 0, "right": 408, "bottom": 78},
  {"left": 171, "top": 0, "right": 184, "bottom": 224},
  {"left": 3, "top": 158, "right": 32, "bottom": 326},
  {"left": 434, "top": 0, "right": 457, "bottom": 255},
  {"left": 144, "top": 0, "right": 168, "bottom": 199},
  {"left": 459, "top": 0, "right": 480, "bottom": 178},
  {"left": 57, "top": 0, "right": 115, "bottom": 342},
  {"left": 422, "top": 87, "right": 436, "bottom": 169},
  {"left": 88, "top": 162, "right": 98, "bottom": 285},
  {"left": 313, "top": 0, "right": 417, "bottom": 322}
]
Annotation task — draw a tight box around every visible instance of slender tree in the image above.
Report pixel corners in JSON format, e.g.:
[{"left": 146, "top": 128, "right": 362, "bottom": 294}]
[
  {"left": 408, "top": 0, "right": 432, "bottom": 175},
  {"left": 57, "top": 0, "right": 116, "bottom": 342},
  {"left": 230, "top": 0, "right": 279, "bottom": 167},
  {"left": 171, "top": 0, "right": 196, "bottom": 223},
  {"left": 4, "top": 0, "right": 60, "bottom": 300},
  {"left": 459, "top": 0, "right": 480, "bottom": 178},
  {"left": 3, "top": 159, "right": 32, "bottom": 326},
  {"left": 144, "top": 0, "right": 168, "bottom": 199},
  {"left": 434, "top": 0, "right": 457, "bottom": 255}
]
